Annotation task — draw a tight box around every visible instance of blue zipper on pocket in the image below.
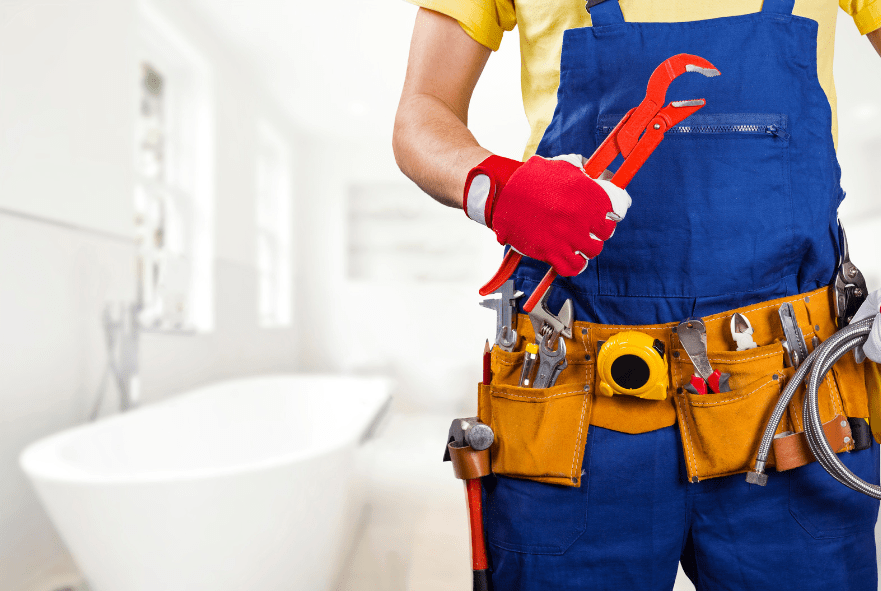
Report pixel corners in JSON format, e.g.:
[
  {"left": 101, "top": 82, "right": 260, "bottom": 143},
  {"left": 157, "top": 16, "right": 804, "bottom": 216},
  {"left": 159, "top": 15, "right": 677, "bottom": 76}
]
[{"left": 597, "top": 113, "right": 790, "bottom": 141}]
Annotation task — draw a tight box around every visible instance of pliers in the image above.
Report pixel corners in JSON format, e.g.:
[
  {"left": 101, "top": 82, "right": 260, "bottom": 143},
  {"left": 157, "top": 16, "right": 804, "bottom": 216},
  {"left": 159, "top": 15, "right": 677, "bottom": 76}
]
[
  {"left": 834, "top": 221, "right": 868, "bottom": 329},
  {"left": 479, "top": 54, "right": 721, "bottom": 312},
  {"left": 677, "top": 318, "right": 731, "bottom": 395}
]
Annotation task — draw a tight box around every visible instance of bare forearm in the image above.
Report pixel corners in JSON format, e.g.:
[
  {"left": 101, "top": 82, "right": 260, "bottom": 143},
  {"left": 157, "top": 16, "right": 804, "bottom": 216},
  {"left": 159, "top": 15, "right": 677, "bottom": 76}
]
[
  {"left": 393, "top": 93, "right": 491, "bottom": 209},
  {"left": 393, "top": 8, "right": 495, "bottom": 209}
]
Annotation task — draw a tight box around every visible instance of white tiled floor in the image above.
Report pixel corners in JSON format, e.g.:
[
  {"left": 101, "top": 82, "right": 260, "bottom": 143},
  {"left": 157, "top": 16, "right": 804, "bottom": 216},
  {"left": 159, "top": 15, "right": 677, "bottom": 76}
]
[
  {"left": 336, "top": 411, "right": 697, "bottom": 591},
  {"left": 336, "top": 413, "right": 472, "bottom": 591}
]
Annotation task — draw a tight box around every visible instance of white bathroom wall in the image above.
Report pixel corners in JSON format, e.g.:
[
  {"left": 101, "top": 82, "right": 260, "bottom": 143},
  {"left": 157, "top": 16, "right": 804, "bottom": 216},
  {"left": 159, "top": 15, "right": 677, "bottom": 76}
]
[
  {"left": 0, "top": 1, "right": 136, "bottom": 238},
  {"left": 0, "top": 1, "right": 305, "bottom": 588},
  {"left": 0, "top": 3, "right": 138, "bottom": 586},
  {"left": 835, "top": 18, "right": 881, "bottom": 290},
  {"left": 293, "top": 6, "right": 528, "bottom": 415},
  {"left": 135, "top": 0, "right": 305, "bottom": 403}
]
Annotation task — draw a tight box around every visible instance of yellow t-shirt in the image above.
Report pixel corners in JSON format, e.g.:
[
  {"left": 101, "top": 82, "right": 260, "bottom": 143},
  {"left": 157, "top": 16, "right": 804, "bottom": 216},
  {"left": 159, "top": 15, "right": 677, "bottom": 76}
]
[{"left": 408, "top": 0, "right": 881, "bottom": 158}]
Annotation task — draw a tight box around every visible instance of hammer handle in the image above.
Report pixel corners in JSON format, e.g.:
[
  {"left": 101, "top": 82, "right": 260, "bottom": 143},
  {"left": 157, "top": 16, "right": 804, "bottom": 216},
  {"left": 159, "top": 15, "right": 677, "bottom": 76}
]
[{"left": 465, "top": 478, "right": 491, "bottom": 589}]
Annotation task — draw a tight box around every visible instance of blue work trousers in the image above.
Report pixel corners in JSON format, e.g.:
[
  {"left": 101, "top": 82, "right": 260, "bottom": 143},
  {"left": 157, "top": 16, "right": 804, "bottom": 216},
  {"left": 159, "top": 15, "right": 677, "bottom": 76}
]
[{"left": 483, "top": 426, "right": 880, "bottom": 590}]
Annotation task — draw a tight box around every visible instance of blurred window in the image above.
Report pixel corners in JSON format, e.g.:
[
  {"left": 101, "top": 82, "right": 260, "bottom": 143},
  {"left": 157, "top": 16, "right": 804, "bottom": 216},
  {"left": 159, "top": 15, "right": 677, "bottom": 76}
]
[
  {"left": 256, "top": 123, "right": 293, "bottom": 328},
  {"left": 347, "top": 183, "right": 487, "bottom": 283},
  {"left": 135, "top": 4, "right": 214, "bottom": 331}
]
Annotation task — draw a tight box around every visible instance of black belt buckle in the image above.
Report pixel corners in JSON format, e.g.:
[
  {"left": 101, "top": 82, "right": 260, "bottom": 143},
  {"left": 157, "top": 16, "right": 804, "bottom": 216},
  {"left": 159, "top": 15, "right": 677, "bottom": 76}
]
[{"left": 848, "top": 417, "right": 872, "bottom": 452}]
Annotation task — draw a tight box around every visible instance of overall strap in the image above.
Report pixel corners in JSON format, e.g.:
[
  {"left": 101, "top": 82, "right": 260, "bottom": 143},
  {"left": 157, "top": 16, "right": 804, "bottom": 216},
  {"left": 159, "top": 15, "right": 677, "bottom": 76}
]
[
  {"left": 587, "top": 0, "right": 625, "bottom": 26},
  {"left": 761, "top": 0, "right": 796, "bottom": 15}
]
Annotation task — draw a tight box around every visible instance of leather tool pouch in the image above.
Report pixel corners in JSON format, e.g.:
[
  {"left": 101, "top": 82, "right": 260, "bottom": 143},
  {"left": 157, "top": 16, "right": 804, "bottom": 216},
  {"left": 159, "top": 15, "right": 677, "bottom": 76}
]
[
  {"left": 673, "top": 337, "right": 858, "bottom": 483},
  {"left": 476, "top": 287, "right": 872, "bottom": 487},
  {"left": 478, "top": 347, "right": 593, "bottom": 487},
  {"left": 447, "top": 443, "right": 491, "bottom": 480},
  {"left": 673, "top": 342, "right": 792, "bottom": 482}
]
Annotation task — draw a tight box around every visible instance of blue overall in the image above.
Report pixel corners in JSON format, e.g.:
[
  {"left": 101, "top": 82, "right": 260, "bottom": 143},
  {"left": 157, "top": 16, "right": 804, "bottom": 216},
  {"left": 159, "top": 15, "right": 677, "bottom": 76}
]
[{"left": 485, "top": 0, "right": 881, "bottom": 588}]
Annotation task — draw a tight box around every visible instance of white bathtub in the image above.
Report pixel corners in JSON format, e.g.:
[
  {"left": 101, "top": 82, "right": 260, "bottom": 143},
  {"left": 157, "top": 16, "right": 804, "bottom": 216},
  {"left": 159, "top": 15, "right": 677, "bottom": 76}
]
[{"left": 20, "top": 374, "right": 392, "bottom": 591}]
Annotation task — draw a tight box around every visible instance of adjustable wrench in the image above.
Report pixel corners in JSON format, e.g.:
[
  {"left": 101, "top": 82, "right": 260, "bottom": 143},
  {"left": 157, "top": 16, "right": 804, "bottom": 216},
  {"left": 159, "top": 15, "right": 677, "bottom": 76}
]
[
  {"left": 479, "top": 279, "right": 524, "bottom": 352},
  {"left": 533, "top": 335, "right": 568, "bottom": 389},
  {"left": 527, "top": 289, "right": 574, "bottom": 388}
]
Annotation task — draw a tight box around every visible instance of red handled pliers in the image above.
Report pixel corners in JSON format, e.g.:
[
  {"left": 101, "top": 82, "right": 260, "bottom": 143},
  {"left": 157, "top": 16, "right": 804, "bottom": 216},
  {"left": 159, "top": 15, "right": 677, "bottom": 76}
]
[{"left": 479, "top": 54, "right": 721, "bottom": 312}]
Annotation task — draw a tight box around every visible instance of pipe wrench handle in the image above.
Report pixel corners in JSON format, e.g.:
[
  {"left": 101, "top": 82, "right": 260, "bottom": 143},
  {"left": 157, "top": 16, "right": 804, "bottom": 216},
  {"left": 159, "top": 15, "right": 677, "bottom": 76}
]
[
  {"left": 523, "top": 268, "right": 558, "bottom": 313},
  {"left": 480, "top": 249, "right": 522, "bottom": 297}
]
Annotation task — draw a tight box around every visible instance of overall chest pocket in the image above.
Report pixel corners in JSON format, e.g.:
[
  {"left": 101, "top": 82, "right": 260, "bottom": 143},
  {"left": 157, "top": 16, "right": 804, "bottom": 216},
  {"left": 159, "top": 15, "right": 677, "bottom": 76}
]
[{"left": 593, "top": 112, "right": 794, "bottom": 298}]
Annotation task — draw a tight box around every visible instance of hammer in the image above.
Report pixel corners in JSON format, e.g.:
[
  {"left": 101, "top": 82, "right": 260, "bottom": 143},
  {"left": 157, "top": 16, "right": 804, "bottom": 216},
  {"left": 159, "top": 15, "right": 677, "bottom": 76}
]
[{"left": 443, "top": 417, "right": 494, "bottom": 591}]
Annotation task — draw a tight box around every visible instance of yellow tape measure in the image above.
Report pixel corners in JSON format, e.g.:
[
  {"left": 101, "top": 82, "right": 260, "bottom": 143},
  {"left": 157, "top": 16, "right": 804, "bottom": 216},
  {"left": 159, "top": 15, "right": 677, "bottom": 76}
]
[{"left": 597, "top": 331, "right": 668, "bottom": 400}]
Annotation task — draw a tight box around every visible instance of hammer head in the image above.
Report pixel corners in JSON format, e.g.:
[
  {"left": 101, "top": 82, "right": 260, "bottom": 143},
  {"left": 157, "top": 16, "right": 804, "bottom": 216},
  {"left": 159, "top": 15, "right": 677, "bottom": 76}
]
[{"left": 442, "top": 416, "right": 495, "bottom": 461}]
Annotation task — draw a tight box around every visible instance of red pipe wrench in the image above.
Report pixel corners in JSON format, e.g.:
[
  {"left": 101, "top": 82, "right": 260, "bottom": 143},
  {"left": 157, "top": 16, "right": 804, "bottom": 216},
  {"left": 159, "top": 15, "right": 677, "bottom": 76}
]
[{"left": 479, "top": 54, "right": 721, "bottom": 313}]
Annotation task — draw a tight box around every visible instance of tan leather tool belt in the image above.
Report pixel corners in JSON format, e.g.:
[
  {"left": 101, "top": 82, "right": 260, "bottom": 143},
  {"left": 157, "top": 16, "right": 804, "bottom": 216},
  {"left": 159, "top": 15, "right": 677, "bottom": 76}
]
[{"left": 477, "top": 286, "right": 871, "bottom": 487}]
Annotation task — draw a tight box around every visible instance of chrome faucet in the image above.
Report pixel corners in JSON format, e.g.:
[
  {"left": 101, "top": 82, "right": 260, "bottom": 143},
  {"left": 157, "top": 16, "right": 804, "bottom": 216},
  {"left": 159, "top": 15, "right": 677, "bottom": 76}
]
[{"left": 90, "top": 303, "right": 141, "bottom": 420}]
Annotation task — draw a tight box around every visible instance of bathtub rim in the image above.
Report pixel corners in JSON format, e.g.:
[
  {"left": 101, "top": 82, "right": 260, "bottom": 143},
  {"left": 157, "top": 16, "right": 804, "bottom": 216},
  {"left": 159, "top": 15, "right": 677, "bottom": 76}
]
[{"left": 19, "top": 373, "right": 393, "bottom": 486}]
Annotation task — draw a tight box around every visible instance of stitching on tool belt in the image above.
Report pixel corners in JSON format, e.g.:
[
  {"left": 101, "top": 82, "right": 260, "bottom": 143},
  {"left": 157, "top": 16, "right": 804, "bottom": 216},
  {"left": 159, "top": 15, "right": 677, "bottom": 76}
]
[
  {"left": 589, "top": 325, "right": 669, "bottom": 332},
  {"left": 792, "top": 386, "right": 804, "bottom": 432},
  {"left": 494, "top": 356, "right": 521, "bottom": 367},
  {"left": 674, "top": 342, "right": 684, "bottom": 393},
  {"left": 703, "top": 349, "right": 782, "bottom": 364},
  {"left": 703, "top": 298, "right": 802, "bottom": 327},
  {"left": 580, "top": 326, "right": 591, "bottom": 385},
  {"left": 572, "top": 391, "right": 588, "bottom": 480},
  {"left": 491, "top": 387, "right": 586, "bottom": 400},
  {"left": 570, "top": 324, "right": 592, "bottom": 481},
  {"left": 687, "top": 377, "right": 776, "bottom": 407},
  {"left": 676, "top": 395, "right": 700, "bottom": 475},
  {"left": 825, "top": 372, "right": 842, "bottom": 418}
]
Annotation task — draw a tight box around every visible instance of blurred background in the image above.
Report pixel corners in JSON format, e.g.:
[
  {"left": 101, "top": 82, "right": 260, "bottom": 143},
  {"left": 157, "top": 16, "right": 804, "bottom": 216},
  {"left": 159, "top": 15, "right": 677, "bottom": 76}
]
[{"left": 0, "top": 1, "right": 879, "bottom": 590}]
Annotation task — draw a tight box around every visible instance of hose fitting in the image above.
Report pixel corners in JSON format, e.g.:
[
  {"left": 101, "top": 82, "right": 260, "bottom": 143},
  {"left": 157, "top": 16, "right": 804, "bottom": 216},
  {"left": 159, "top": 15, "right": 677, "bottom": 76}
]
[{"left": 749, "top": 317, "right": 878, "bottom": 497}]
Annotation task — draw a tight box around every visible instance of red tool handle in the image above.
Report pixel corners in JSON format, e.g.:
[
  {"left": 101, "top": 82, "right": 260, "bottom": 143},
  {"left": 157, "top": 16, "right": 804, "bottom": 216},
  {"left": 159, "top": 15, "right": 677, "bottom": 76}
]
[
  {"left": 479, "top": 54, "right": 717, "bottom": 310},
  {"left": 522, "top": 147, "right": 633, "bottom": 314},
  {"left": 689, "top": 374, "right": 709, "bottom": 395},
  {"left": 480, "top": 250, "right": 523, "bottom": 297},
  {"left": 523, "top": 267, "right": 559, "bottom": 313},
  {"left": 466, "top": 478, "right": 490, "bottom": 573},
  {"left": 523, "top": 103, "right": 706, "bottom": 312},
  {"left": 689, "top": 370, "right": 729, "bottom": 395}
]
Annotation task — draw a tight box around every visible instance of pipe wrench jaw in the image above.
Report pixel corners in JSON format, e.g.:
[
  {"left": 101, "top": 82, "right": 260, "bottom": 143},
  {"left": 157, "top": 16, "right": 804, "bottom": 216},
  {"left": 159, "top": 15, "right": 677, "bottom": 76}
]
[
  {"left": 611, "top": 54, "right": 720, "bottom": 160},
  {"left": 645, "top": 54, "right": 720, "bottom": 104}
]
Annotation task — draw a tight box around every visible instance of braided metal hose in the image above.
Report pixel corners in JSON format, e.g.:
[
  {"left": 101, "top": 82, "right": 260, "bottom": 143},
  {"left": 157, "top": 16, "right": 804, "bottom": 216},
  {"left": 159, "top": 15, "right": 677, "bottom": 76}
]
[{"left": 747, "top": 317, "right": 875, "bottom": 494}]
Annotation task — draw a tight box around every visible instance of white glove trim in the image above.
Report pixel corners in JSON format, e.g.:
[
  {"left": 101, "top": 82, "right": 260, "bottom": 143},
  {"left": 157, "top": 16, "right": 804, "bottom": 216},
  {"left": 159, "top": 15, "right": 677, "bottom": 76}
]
[
  {"left": 851, "top": 290, "right": 881, "bottom": 363},
  {"left": 465, "top": 174, "right": 491, "bottom": 227},
  {"left": 858, "top": 313, "right": 881, "bottom": 364},
  {"left": 594, "top": 178, "right": 632, "bottom": 222}
]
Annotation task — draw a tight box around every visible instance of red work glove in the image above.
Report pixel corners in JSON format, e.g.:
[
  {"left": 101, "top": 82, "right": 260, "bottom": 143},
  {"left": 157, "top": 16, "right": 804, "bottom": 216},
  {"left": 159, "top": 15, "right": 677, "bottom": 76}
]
[{"left": 463, "top": 154, "right": 632, "bottom": 276}]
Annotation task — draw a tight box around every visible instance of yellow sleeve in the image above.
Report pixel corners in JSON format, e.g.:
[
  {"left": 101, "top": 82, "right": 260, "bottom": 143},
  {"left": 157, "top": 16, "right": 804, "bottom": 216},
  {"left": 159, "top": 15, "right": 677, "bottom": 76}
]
[
  {"left": 404, "top": 0, "right": 516, "bottom": 51},
  {"left": 840, "top": 0, "right": 881, "bottom": 35}
]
